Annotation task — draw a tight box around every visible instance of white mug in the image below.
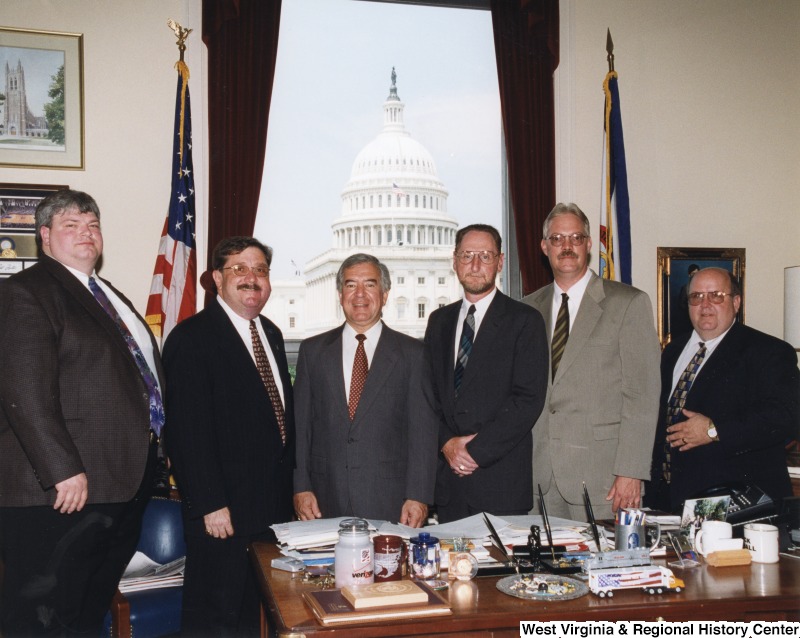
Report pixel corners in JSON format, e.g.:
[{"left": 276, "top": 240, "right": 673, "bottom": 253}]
[
  {"left": 695, "top": 520, "right": 733, "bottom": 557},
  {"left": 744, "top": 523, "right": 779, "bottom": 564}
]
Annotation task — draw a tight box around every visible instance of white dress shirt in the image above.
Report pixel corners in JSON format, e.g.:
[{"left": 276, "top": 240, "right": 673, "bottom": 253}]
[
  {"left": 342, "top": 321, "right": 383, "bottom": 397},
  {"left": 669, "top": 322, "right": 735, "bottom": 395},
  {"left": 550, "top": 268, "right": 593, "bottom": 335},
  {"left": 453, "top": 287, "right": 497, "bottom": 365}
]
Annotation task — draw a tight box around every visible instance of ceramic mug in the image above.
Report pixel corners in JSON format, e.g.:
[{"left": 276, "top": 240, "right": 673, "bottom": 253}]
[
  {"left": 614, "top": 522, "right": 661, "bottom": 551},
  {"left": 695, "top": 520, "right": 733, "bottom": 556},
  {"left": 373, "top": 534, "right": 406, "bottom": 582},
  {"left": 744, "top": 523, "right": 779, "bottom": 564}
]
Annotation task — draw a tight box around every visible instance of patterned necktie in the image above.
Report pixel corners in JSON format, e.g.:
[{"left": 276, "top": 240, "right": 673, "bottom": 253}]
[
  {"left": 349, "top": 334, "right": 368, "bottom": 421},
  {"left": 662, "top": 342, "right": 706, "bottom": 483},
  {"left": 250, "top": 320, "right": 287, "bottom": 445},
  {"left": 454, "top": 304, "right": 476, "bottom": 395},
  {"left": 88, "top": 277, "right": 165, "bottom": 436},
  {"left": 551, "top": 293, "right": 570, "bottom": 380}
]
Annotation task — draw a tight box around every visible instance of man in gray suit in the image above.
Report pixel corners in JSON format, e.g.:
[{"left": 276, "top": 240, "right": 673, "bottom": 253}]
[
  {"left": 293, "top": 253, "right": 437, "bottom": 526},
  {"left": 0, "top": 190, "right": 162, "bottom": 636},
  {"left": 524, "top": 203, "right": 660, "bottom": 521}
]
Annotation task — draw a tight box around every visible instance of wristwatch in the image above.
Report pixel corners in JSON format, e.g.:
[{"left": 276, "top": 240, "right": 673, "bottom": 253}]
[{"left": 707, "top": 420, "right": 719, "bottom": 441}]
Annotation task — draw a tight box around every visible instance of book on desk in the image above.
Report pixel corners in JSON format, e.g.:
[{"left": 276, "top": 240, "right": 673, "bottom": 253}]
[{"left": 303, "top": 581, "right": 451, "bottom": 626}]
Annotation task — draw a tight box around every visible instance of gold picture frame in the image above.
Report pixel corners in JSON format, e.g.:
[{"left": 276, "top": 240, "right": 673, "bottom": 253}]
[
  {"left": 0, "top": 27, "right": 84, "bottom": 169},
  {"left": 656, "top": 247, "right": 745, "bottom": 348}
]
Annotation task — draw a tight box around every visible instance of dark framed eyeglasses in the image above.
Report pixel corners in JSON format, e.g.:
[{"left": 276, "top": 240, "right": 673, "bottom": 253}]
[
  {"left": 455, "top": 250, "right": 499, "bottom": 264},
  {"left": 687, "top": 291, "right": 736, "bottom": 305},
  {"left": 546, "top": 233, "right": 587, "bottom": 247},
  {"left": 222, "top": 264, "right": 270, "bottom": 278}
]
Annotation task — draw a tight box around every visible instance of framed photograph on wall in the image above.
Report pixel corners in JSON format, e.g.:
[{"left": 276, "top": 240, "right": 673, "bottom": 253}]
[
  {"left": 0, "top": 27, "right": 84, "bottom": 169},
  {"left": 0, "top": 182, "right": 67, "bottom": 277},
  {"left": 656, "top": 247, "right": 746, "bottom": 348}
]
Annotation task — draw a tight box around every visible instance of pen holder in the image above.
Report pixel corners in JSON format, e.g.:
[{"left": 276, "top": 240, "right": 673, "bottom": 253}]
[{"left": 615, "top": 521, "right": 661, "bottom": 550}]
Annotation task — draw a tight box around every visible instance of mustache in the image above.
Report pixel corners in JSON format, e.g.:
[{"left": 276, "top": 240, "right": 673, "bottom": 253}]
[
  {"left": 237, "top": 283, "right": 262, "bottom": 292},
  {"left": 558, "top": 250, "right": 578, "bottom": 259}
]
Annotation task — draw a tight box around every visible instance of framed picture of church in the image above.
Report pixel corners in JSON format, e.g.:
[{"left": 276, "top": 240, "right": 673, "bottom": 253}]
[
  {"left": 0, "top": 27, "right": 84, "bottom": 169},
  {"left": 656, "top": 246, "right": 746, "bottom": 348}
]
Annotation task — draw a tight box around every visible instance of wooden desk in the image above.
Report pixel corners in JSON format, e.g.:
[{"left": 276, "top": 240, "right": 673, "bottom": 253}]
[{"left": 250, "top": 543, "right": 800, "bottom": 637}]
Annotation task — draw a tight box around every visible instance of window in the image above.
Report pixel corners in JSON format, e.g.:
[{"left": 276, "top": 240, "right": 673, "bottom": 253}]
[
  {"left": 397, "top": 276, "right": 405, "bottom": 285},
  {"left": 418, "top": 303, "right": 425, "bottom": 319},
  {"left": 417, "top": 277, "right": 425, "bottom": 285},
  {"left": 289, "top": 299, "right": 295, "bottom": 305},
  {"left": 397, "top": 297, "right": 407, "bottom": 319},
  {"left": 438, "top": 277, "right": 446, "bottom": 285},
  {"left": 439, "top": 303, "right": 446, "bottom": 309},
  {"left": 289, "top": 317, "right": 296, "bottom": 328}
]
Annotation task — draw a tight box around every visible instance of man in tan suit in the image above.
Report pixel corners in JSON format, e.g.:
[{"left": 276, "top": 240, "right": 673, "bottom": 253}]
[{"left": 524, "top": 203, "right": 660, "bottom": 521}]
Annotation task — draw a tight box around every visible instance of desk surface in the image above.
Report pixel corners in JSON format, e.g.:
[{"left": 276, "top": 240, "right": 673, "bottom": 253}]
[{"left": 250, "top": 543, "right": 800, "bottom": 637}]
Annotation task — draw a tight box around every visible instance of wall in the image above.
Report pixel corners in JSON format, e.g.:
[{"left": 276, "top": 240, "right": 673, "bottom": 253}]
[
  {"left": 557, "top": 0, "right": 800, "bottom": 339},
  {"left": 3, "top": 0, "right": 797, "bottom": 340},
  {"left": 0, "top": 0, "right": 204, "bottom": 314}
]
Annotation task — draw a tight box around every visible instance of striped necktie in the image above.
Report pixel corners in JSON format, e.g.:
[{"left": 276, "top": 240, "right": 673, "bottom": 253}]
[
  {"left": 454, "top": 304, "right": 476, "bottom": 395},
  {"left": 551, "top": 293, "right": 569, "bottom": 380},
  {"left": 662, "top": 342, "right": 706, "bottom": 483}
]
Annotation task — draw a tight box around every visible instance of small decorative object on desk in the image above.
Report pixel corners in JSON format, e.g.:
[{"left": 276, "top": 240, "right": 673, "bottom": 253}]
[
  {"left": 497, "top": 574, "right": 589, "bottom": 601},
  {"left": 448, "top": 551, "right": 479, "bottom": 581},
  {"left": 408, "top": 532, "right": 440, "bottom": 579},
  {"left": 342, "top": 580, "right": 428, "bottom": 609},
  {"left": 334, "top": 518, "right": 373, "bottom": 588}
]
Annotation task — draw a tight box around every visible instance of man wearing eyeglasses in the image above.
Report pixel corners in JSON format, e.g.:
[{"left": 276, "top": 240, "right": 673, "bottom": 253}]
[
  {"left": 163, "top": 236, "right": 294, "bottom": 636},
  {"left": 524, "top": 203, "right": 661, "bottom": 521},
  {"left": 648, "top": 267, "right": 799, "bottom": 512},
  {"left": 425, "top": 224, "right": 548, "bottom": 523}
]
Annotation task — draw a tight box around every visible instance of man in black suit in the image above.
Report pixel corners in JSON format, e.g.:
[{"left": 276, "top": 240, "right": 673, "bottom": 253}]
[
  {"left": 425, "top": 224, "right": 549, "bottom": 523},
  {"left": 293, "top": 253, "right": 437, "bottom": 527},
  {"left": 0, "top": 190, "right": 163, "bottom": 636},
  {"left": 648, "top": 267, "right": 800, "bottom": 512},
  {"left": 163, "top": 237, "right": 294, "bottom": 636}
]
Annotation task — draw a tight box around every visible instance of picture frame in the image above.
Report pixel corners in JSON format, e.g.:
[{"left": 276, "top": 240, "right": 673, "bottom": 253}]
[
  {"left": 0, "top": 27, "right": 84, "bottom": 169},
  {"left": 0, "top": 182, "right": 67, "bottom": 277},
  {"left": 656, "top": 247, "right": 746, "bottom": 348}
]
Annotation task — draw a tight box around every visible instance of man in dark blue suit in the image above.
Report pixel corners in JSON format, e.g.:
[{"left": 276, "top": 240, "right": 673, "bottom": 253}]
[
  {"left": 648, "top": 267, "right": 799, "bottom": 512},
  {"left": 164, "top": 237, "right": 294, "bottom": 636},
  {"left": 425, "top": 224, "right": 549, "bottom": 523}
]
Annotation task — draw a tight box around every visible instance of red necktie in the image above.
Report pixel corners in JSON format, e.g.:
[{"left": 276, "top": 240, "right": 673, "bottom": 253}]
[
  {"left": 348, "top": 334, "right": 368, "bottom": 421},
  {"left": 250, "top": 320, "right": 286, "bottom": 445}
]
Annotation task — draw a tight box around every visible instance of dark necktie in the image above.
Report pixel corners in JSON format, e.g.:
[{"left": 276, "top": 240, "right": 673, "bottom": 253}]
[
  {"left": 88, "top": 277, "right": 165, "bottom": 436},
  {"left": 551, "top": 293, "right": 569, "bottom": 380},
  {"left": 349, "top": 334, "right": 368, "bottom": 421},
  {"left": 662, "top": 342, "right": 707, "bottom": 483},
  {"left": 454, "top": 304, "right": 476, "bottom": 395},
  {"left": 250, "top": 320, "right": 287, "bottom": 445}
]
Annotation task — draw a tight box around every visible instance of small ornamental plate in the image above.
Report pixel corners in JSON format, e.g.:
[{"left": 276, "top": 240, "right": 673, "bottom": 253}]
[{"left": 497, "top": 574, "right": 589, "bottom": 601}]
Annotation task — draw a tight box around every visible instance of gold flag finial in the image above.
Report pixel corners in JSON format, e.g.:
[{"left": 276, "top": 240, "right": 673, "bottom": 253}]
[{"left": 167, "top": 19, "right": 193, "bottom": 61}]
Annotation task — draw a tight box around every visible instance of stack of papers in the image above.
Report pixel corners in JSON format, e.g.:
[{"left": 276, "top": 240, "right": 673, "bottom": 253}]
[{"left": 118, "top": 552, "right": 184, "bottom": 593}]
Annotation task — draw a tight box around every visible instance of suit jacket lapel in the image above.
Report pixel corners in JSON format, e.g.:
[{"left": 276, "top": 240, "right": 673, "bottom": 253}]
[
  {"left": 686, "top": 323, "right": 741, "bottom": 403},
  {"left": 554, "top": 273, "right": 604, "bottom": 384},
  {"left": 459, "top": 292, "right": 504, "bottom": 393},
  {"left": 352, "top": 323, "right": 399, "bottom": 424},
  {"left": 439, "top": 302, "right": 460, "bottom": 412},
  {"left": 323, "top": 326, "right": 350, "bottom": 422}
]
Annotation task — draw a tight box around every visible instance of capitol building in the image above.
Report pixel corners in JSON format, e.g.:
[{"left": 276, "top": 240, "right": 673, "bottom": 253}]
[{"left": 268, "top": 70, "right": 466, "bottom": 342}]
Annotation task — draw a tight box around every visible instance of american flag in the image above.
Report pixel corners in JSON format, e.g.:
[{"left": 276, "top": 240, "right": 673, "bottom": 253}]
[{"left": 146, "top": 60, "right": 197, "bottom": 343}]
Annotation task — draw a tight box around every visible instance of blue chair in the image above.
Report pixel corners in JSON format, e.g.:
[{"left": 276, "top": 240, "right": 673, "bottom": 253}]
[{"left": 104, "top": 497, "right": 185, "bottom": 638}]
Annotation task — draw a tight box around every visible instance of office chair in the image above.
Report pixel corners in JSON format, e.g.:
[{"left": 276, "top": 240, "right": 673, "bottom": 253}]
[{"left": 104, "top": 496, "right": 185, "bottom": 638}]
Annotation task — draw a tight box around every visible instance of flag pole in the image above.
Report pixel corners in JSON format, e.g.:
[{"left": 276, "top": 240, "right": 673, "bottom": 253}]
[
  {"left": 168, "top": 19, "right": 192, "bottom": 62},
  {"left": 606, "top": 28, "right": 614, "bottom": 73}
]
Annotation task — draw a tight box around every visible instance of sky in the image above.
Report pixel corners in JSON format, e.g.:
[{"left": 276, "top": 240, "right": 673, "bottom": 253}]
[
  {"left": 254, "top": 0, "right": 502, "bottom": 279},
  {"left": 0, "top": 46, "right": 63, "bottom": 114}
]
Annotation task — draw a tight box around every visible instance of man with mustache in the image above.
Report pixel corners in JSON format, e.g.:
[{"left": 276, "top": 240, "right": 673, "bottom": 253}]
[
  {"left": 163, "top": 237, "right": 294, "bottom": 636},
  {"left": 524, "top": 203, "right": 661, "bottom": 521},
  {"left": 425, "top": 224, "right": 549, "bottom": 523},
  {"left": 648, "top": 267, "right": 799, "bottom": 512}
]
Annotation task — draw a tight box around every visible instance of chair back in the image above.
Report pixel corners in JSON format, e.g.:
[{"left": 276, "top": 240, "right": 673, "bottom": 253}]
[{"left": 137, "top": 497, "right": 185, "bottom": 564}]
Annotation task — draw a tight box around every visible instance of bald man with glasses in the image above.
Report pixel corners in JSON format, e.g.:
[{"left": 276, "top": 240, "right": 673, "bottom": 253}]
[
  {"left": 648, "top": 267, "right": 799, "bottom": 512},
  {"left": 524, "top": 203, "right": 661, "bottom": 521}
]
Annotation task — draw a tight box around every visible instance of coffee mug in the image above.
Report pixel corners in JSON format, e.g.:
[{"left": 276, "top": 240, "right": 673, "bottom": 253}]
[
  {"left": 695, "top": 520, "right": 733, "bottom": 556},
  {"left": 614, "top": 522, "right": 661, "bottom": 551},
  {"left": 744, "top": 523, "right": 779, "bottom": 564}
]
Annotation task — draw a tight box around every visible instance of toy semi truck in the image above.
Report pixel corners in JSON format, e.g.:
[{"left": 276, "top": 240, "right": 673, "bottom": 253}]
[{"left": 588, "top": 565, "right": 684, "bottom": 597}]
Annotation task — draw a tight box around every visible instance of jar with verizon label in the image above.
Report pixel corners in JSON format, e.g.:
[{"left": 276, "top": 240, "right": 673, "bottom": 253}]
[{"left": 334, "top": 518, "right": 374, "bottom": 588}]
